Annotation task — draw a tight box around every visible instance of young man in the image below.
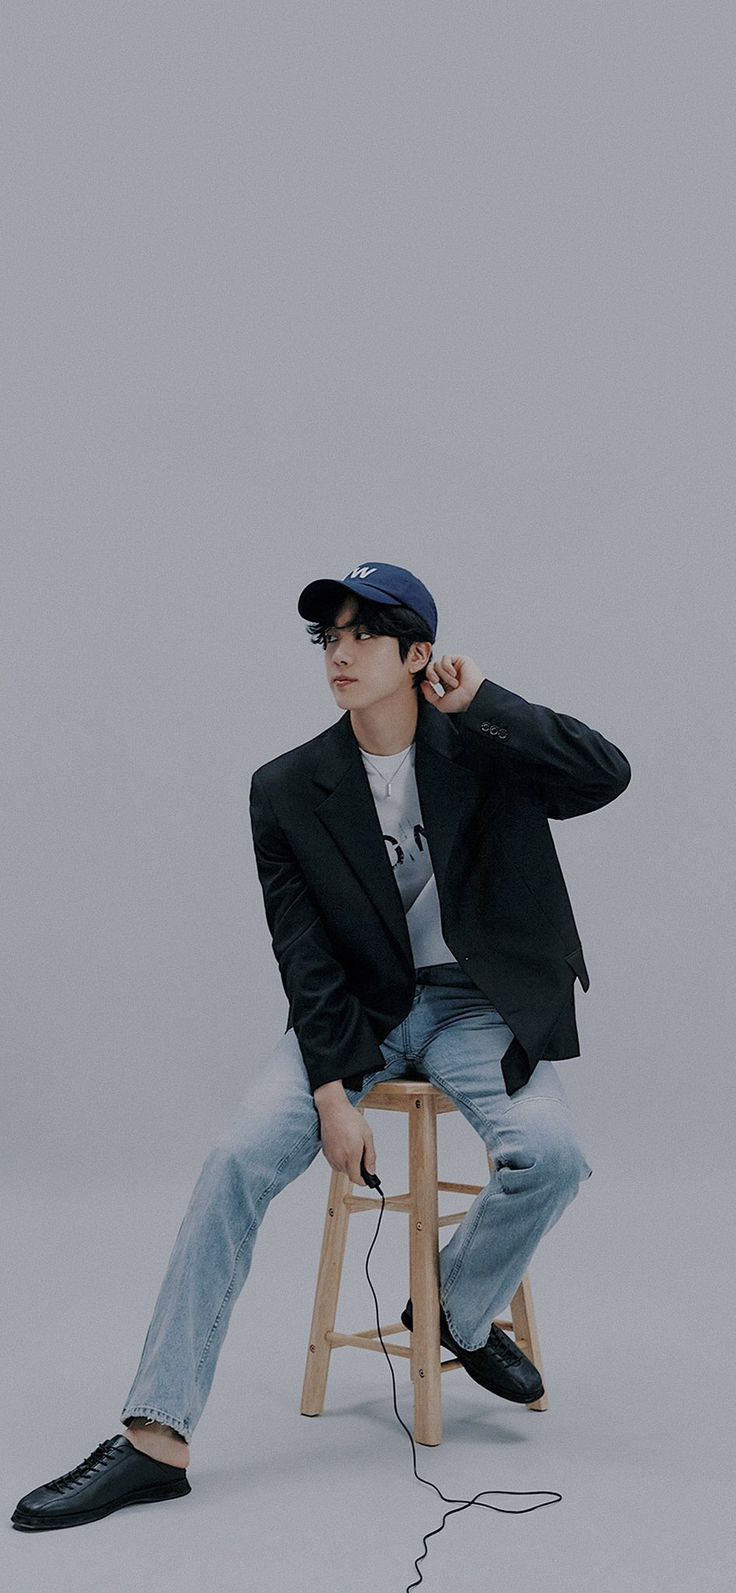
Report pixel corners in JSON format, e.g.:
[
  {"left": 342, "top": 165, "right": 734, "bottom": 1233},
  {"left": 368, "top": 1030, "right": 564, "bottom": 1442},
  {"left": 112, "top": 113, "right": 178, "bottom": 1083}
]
[{"left": 12, "top": 561, "right": 631, "bottom": 1531}]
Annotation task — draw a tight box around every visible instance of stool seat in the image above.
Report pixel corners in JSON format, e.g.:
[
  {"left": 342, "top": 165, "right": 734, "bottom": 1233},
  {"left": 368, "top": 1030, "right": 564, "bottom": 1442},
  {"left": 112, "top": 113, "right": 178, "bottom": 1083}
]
[{"left": 301, "top": 1076, "right": 547, "bottom": 1446}]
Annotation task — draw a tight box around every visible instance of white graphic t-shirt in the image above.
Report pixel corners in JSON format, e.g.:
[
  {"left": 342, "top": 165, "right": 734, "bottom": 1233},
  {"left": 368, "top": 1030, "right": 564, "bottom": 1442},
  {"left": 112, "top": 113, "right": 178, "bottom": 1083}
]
[{"left": 357, "top": 740, "right": 458, "bottom": 969}]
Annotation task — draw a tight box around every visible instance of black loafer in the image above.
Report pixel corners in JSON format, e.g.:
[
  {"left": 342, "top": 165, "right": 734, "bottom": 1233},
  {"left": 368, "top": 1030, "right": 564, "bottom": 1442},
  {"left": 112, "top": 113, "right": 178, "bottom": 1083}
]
[
  {"left": 400, "top": 1296, "right": 545, "bottom": 1404},
  {"left": 11, "top": 1433, "right": 191, "bottom": 1531}
]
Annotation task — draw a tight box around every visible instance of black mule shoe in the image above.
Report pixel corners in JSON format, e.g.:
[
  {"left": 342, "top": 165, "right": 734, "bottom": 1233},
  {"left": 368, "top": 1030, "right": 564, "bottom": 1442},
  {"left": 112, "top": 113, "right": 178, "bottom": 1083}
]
[
  {"left": 400, "top": 1297, "right": 545, "bottom": 1404},
  {"left": 11, "top": 1433, "right": 191, "bottom": 1531}
]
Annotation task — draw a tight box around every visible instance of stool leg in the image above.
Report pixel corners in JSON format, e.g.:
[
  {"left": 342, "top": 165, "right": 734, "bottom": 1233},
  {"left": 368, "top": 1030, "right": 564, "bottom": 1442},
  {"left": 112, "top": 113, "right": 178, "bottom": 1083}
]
[
  {"left": 408, "top": 1094, "right": 443, "bottom": 1446},
  {"left": 509, "top": 1276, "right": 548, "bottom": 1411},
  {"left": 301, "top": 1165, "right": 352, "bottom": 1418},
  {"left": 486, "top": 1148, "right": 549, "bottom": 1412}
]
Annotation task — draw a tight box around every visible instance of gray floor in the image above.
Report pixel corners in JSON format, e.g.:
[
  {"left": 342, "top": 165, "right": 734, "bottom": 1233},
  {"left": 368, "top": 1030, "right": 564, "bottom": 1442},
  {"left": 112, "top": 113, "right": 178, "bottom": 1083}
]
[{"left": 3, "top": 1152, "right": 731, "bottom": 1593}]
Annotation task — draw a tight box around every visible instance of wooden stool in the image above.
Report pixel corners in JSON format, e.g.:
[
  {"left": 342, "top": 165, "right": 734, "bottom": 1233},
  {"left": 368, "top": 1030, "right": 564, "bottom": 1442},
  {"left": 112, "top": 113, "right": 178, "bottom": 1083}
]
[{"left": 301, "top": 1077, "right": 548, "bottom": 1446}]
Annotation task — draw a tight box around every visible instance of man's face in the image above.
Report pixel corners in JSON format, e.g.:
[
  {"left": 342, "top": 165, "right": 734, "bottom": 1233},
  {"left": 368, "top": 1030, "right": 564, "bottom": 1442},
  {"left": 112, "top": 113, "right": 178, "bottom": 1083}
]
[{"left": 323, "top": 597, "right": 429, "bottom": 711}]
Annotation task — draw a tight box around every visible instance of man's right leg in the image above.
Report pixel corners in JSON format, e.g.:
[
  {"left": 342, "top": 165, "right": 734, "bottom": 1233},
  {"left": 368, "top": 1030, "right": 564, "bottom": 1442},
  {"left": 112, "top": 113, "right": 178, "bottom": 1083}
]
[
  {"left": 118, "top": 1027, "right": 330, "bottom": 1447},
  {"left": 11, "top": 1026, "right": 350, "bottom": 1531}
]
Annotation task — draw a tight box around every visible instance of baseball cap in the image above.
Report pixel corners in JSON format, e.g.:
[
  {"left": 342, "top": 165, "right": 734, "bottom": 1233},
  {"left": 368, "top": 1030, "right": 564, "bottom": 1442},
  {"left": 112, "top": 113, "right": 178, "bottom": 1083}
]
[{"left": 297, "top": 562, "right": 437, "bottom": 642}]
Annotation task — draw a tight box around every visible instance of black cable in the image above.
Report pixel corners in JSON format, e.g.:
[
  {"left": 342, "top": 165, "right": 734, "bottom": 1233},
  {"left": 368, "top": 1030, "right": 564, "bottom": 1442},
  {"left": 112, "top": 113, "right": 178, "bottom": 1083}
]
[{"left": 358, "top": 1157, "right": 562, "bottom": 1592}]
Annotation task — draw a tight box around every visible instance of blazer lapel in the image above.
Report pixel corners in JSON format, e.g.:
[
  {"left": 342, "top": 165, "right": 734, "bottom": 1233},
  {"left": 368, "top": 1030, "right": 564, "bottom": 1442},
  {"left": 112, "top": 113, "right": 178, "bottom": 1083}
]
[
  {"left": 310, "top": 691, "right": 492, "bottom": 968},
  {"left": 414, "top": 707, "right": 485, "bottom": 900}
]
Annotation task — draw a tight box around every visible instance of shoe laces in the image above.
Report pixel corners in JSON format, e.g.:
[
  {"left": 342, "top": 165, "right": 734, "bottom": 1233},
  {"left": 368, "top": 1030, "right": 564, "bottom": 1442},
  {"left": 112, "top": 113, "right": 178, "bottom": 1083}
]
[
  {"left": 48, "top": 1438, "right": 116, "bottom": 1493},
  {"left": 488, "top": 1324, "right": 523, "bottom": 1366}
]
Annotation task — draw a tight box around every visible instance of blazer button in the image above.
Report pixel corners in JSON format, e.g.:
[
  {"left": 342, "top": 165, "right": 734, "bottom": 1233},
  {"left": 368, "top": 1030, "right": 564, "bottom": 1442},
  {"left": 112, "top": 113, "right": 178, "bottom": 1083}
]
[
  {"left": 497, "top": 728, "right": 508, "bottom": 738},
  {"left": 480, "top": 720, "right": 491, "bottom": 732}
]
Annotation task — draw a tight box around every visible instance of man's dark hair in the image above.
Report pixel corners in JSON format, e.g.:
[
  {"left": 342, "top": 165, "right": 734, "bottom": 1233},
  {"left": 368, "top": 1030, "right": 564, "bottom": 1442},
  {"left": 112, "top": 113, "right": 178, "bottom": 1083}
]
[{"left": 304, "top": 594, "right": 434, "bottom": 693}]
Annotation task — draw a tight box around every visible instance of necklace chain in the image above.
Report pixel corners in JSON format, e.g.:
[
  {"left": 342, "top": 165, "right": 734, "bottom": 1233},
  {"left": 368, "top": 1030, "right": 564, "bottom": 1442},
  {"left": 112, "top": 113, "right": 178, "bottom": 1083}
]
[{"left": 359, "top": 743, "right": 413, "bottom": 797}]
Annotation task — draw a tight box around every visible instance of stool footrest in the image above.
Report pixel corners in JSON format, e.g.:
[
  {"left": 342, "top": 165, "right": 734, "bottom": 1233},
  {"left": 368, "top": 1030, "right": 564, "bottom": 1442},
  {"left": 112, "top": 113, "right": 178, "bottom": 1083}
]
[
  {"left": 343, "top": 1180, "right": 484, "bottom": 1212},
  {"left": 327, "top": 1328, "right": 411, "bottom": 1358},
  {"left": 326, "top": 1325, "right": 463, "bottom": 1372},
  {"left": 343, "top": 1192, "right": 473, "bottom": 1228}
]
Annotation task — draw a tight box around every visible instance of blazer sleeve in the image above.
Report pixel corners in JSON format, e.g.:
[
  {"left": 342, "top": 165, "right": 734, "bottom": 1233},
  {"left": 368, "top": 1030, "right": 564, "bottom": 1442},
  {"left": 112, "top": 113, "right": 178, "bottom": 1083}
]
[
  {"left": 249, "top": 771, "right": 388, "bottom": 1095},
  {"left": 460, "top": 677, "right": 631, "bottom": 819}
]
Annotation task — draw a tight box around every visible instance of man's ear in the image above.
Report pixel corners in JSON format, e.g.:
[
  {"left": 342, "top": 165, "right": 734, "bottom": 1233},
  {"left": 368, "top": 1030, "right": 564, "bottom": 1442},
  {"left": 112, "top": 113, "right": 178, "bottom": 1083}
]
[{"left": 411, "top": 643, "right": 433, "bottom": 674}]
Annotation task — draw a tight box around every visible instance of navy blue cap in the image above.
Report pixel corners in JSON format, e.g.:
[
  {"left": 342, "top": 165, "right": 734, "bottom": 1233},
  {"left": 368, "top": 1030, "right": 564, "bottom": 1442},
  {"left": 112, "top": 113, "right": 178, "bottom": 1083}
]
[{"left": 297, "top": 562, "right": 437, "bottom": 642}]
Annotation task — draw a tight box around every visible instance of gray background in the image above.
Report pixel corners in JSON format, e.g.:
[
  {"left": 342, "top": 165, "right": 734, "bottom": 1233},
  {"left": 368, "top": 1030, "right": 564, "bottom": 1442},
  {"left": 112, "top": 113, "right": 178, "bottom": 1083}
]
[{"left": 3, "top": 2, "right": 733, "bottom": 1588}]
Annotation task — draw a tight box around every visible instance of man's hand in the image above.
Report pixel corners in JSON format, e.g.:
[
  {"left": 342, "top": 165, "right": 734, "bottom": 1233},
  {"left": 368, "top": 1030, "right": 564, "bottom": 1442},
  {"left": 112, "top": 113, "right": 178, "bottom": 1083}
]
[
  {"left": 317, "top": 1098, "right": 377, "bottom": 1187},
  {"left": 420, "top": 654, "right": 484, "bottom": 714}
]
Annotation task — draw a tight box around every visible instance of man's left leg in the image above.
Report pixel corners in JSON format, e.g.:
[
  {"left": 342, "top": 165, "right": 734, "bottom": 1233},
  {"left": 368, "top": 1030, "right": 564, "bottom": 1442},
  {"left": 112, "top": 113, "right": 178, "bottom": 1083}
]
[{"left": 410, "top": 978, "right": 593, "bottom": 1355}]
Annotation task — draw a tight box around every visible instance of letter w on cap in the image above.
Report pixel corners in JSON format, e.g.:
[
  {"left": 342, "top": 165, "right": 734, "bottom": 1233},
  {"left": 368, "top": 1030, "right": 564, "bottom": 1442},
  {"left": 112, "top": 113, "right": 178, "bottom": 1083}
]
[{"left": 347, "top": 565, "right": 378, "bottom": 579}]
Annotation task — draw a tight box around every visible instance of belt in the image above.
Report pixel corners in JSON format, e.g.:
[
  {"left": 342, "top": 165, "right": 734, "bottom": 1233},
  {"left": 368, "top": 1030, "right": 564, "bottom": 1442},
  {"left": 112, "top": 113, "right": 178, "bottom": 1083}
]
[{"left": 414, "top": 962, "right": 475, "bottom": 985}]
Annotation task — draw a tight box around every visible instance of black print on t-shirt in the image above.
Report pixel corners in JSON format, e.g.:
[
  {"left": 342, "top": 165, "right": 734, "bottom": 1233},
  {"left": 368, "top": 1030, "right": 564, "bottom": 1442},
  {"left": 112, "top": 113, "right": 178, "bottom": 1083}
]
[{"left": 383, "top": 824, "right": 427, "bottom": 869}]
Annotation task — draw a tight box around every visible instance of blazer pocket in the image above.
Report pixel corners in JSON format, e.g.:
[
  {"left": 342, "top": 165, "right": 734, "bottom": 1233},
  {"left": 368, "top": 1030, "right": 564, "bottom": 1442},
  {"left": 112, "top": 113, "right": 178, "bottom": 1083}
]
[{"left": 565, "top": 944, "right": 590, "bottom": 991}]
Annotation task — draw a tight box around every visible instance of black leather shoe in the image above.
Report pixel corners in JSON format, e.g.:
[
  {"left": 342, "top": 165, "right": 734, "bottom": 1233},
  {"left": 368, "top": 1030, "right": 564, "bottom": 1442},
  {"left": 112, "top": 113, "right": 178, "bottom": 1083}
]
[
  {"left": 400, "top": 1296, "right": 545, "bottom": 1404},
  {"left": 11, "top": 1434, "right": 191, "bottom": 1531}
]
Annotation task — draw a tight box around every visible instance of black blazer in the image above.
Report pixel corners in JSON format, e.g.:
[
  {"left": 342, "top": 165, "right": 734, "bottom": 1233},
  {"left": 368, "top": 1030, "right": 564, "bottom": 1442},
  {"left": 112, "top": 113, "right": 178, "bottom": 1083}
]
[{"left": 249, "top": 676, "right": 631, "bottom": 1096}]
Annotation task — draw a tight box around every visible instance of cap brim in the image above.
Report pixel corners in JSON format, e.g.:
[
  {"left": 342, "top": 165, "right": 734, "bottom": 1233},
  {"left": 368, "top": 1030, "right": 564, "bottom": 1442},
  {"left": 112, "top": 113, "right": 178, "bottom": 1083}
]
[
  {"left": 299, "top": 576, "right": 408, "bottom": 623},
  {"left": 297, "top": 579, "right": 355, "bottom": 621}
]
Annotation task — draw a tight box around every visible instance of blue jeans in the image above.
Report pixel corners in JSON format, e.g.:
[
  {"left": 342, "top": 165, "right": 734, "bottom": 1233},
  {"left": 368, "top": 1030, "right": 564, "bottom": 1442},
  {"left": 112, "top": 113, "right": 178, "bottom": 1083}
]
[{"left": 120, "top": 965, "right": 592, "bottom": 1442}]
